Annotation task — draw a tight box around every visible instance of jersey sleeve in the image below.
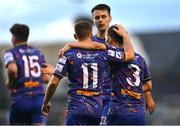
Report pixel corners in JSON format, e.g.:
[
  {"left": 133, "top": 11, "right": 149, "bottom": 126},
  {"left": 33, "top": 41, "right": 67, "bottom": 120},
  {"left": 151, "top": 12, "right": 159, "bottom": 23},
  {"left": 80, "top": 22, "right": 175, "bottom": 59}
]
[
  {"left": 3, "top": 51, "right": 15, "bottom": 67},
  {"left": 54, "top": 55, "right": 68, "bottom": 79},
  {"left": 106, "top": 44, "right": 125, "bottom": 63},
  {"left": 142, "top": 58, "right": 151, "bottom": 83}
]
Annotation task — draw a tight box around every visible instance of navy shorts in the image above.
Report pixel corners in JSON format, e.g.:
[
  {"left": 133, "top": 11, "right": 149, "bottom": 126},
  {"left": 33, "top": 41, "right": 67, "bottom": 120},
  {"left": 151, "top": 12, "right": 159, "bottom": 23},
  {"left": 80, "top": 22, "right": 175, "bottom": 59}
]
[
  {"left": 107, "top": 114, "right": 145, "bottom": 125},
  {"left": 66, "top": 113, "right": 101, "bottom": 125},
  {"left": 10, "top": 94, "right": 47, "bottom": 125}
]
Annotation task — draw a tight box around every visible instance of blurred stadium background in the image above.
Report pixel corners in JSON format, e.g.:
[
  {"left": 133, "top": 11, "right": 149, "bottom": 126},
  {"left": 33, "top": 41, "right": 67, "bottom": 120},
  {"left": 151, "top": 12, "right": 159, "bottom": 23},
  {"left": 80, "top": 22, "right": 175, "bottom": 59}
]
[{"left": 0, "top": 0, "right": 180, "bottom": 125}]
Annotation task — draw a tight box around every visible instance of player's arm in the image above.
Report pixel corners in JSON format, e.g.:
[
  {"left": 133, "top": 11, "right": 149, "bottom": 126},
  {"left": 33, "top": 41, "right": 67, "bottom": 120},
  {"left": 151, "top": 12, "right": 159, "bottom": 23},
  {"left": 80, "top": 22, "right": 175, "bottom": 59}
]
[
  {"left": 3, "top": 51, "right": 18, "bottom": 89},
  {"left": 59, "top": 42, "right": 106, "bottom": 57},
  {"left": 113, "top": 24, "right": 134, "bottom": 62},
  {"left": 40, "top": 53, "right": 53, "bottom": 83},
  {"left": 142, "top": 80, "right": 152, "bottom": 92},
  {"left": 41, "top": 63, "right": 55, "bottom": 75},
  {"left": 6, "top": 62, "right": 18, "bottom": 89},
  {"left": 142, "top": 59, "right": 155, "bottom": 114},
  {"left": 41, "top": 72, "right": 50, "bottom": 84},
  {"left": 41, "top": 63, "right": 55, "bottom": 83},
  {"left": 143, "top": 80, "right": 155, "bottom": 114},
  {"left": 144, "top": 90, "right": 156, "bottom": 114},
  {"left": 41, "top": 75, "right": 62, "bottom": 116},
  {"left": 42, "top": 55, "right": 68, "bottom": 116}
]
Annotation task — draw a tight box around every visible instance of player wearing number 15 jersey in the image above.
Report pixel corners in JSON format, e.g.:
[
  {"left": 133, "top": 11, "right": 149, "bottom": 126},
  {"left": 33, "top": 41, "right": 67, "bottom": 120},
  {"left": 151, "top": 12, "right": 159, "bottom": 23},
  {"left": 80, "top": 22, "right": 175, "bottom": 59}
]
[
  {"left": 3, "top": 24, "right": 49, "bottom": 125},
  {"left": 41, "top": 21, "right": 134, "bottom": 125}
]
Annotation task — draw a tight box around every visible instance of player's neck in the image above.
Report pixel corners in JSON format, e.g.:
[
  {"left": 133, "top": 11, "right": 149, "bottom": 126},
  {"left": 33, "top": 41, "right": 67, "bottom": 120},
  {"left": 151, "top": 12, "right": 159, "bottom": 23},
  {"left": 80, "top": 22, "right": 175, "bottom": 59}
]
[
  {"left": 112, "top": 41, "right": 122, "bottom": 48},
  {"left": 14, "top": 41, "right": 27, "bottom": 47},
  {"left": 78, "top": 38, "right": 92, "bottom": 43},
  {"left": 96, "top": 31, "right": 106, "bottom": 39}
]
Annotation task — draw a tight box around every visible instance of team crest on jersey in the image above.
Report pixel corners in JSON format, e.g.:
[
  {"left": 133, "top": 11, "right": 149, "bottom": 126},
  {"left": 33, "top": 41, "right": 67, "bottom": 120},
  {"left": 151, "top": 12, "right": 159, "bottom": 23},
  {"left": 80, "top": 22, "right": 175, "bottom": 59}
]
[{"left": 77, "top": 52, "right": 82, "bottom": 58}]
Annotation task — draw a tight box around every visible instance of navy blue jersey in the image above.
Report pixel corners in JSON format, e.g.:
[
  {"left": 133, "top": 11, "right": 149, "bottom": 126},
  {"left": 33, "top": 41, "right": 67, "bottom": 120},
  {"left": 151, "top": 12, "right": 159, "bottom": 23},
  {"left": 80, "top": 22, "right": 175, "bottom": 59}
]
[
  {"left": 109, "top": 53, "right": 151, "bottom": 115},
  {"left": 3, "top": 44, "right": 46, "bottom": 100},
  {"left": 54, "top": 45, "right": 124, "bottom": 117},
  {"left": 92, "top": 35, "right": 106, "bottom": 43}
]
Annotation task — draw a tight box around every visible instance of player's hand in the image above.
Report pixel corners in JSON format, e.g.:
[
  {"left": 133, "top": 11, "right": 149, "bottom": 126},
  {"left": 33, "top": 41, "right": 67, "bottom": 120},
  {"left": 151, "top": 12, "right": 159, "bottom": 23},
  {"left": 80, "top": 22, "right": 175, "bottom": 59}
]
[
  {"left": 41, "top": 102, "right": 51, "bottom": 116},
  {"left": 113, "top": 24, "right": 128, "bottom": 37},
  {"left": 41, "top": 63, "right": 55, "bottom": 75},
  {"left": 59, "top": 44, "right": 71, "bottom": 57},
  {"left": 145, "top": 96, "right": 156, "bottom": 114}
]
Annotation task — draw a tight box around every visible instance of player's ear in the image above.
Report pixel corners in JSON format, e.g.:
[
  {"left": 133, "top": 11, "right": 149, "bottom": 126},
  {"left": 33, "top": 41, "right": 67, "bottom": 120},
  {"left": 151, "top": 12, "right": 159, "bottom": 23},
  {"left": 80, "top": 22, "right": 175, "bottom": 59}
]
[
  {"left": 109, "top": 15, "right": 112, "bottom": 23},
  {"left": 12, "top": 35, "right": 16, "bottom": 46},
  {"left": 107, "top": 37, "right": 112, "bottom": 44},
  {"left": 74, "top": 34, "right": 77, "bottom": 40},
  {"left": 91, "top": 33, "right": 93, "bottom": 38}
]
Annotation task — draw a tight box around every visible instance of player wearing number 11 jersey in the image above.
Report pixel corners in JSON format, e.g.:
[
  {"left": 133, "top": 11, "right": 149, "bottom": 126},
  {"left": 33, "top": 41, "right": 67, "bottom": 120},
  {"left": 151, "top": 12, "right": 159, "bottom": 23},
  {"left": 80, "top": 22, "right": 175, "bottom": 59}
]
[
  {"left": 41, "top": 21, "right": 134, "bottom": 125},
  {"left": 3, "top": 24, "right": 49, "bottom": 125}
]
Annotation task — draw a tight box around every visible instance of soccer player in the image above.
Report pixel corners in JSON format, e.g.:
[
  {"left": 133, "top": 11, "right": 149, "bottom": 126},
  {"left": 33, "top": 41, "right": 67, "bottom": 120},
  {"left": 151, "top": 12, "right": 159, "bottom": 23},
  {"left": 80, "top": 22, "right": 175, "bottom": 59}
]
[
  {"left": 91, "top": 4, "right": 112, "bottom": 43},
  {"left": 59, "top": 24, "right": 155, "bottom": 125},
  {"left": 91, "top": 4, "right": 155, "bottom": 121},
  {"left": 106, "top": 25, "right": 153, "bottom": 125},
  {"left": 41, "top": 20, "right": 134, "bottom": 125},
  {"left": 3, "top": 23, "right": 49, "bottom": 125}
]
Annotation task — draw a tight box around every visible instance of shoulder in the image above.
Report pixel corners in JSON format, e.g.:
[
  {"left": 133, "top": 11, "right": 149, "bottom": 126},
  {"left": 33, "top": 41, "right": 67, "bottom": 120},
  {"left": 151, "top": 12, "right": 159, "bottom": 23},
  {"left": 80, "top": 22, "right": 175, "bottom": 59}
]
[
  {"left": 3, "top": 50, "right": 14, "bottom": 58},
  {"left": 29, "top": 45, "right": 44, "bottom": 56},
  {"left": 65, "top": 48, "right": 83, "bottom": 55},
  {"left": 3, "top": 47, "right": 16, "bottom": 57},
  {"left": 3, "top": 49, "right": 16, "bottom": 67},
  {"left": 134, "top": 53, "right": 148, "bottom": 69},
  {"left": 135, "top": 52, "right": 145, "bottom": 61}
]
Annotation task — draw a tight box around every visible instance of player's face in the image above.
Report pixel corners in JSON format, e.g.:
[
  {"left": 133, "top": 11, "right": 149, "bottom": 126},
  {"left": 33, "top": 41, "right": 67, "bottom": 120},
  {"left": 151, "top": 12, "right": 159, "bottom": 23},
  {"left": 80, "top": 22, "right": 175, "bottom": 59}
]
[{"left": 92, "top": 10, "right": 111, "bottom": 32}]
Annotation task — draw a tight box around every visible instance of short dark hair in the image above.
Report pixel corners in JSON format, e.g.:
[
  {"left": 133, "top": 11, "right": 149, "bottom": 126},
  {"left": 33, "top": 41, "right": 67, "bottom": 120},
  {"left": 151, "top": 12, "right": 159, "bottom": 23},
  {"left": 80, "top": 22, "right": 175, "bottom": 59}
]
[
  {"left": 74, "top": 20, "right": 92, "bottom": 40},
  {"left": 107, "top": 25, "right": 123, "bottom": 45},
  {"left": 10, "top": 23, "right": 29, "bottom": 42},
  {"left": 91, "top": 4, "right": 111, "bottom": 15}
]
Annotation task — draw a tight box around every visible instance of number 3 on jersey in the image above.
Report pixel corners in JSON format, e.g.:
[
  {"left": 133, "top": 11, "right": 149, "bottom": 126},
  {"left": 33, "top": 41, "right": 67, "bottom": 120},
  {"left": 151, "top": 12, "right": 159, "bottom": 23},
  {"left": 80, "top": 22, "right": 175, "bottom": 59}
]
[
  {"left": 81, "top": 63, "right": 98, "bottom": 89},
  {"left": 22, "top": 55, "right": 41, "bottom": 78},
  {"left": 126, "top": 64, "right": 141, "bottom": 87}
]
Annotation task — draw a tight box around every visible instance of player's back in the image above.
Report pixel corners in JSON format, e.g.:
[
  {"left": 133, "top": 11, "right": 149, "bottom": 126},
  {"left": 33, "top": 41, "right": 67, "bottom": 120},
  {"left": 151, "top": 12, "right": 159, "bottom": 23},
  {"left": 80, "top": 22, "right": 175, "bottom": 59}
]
[
  {"left": 109, "top": 52, "right": 151, "bottom": 115},
  {"left": 57, "top": 48, "right": 110, "bottom": 117},
  {"left": 4, "top": 44, "right": 45, "bottom": 100}
]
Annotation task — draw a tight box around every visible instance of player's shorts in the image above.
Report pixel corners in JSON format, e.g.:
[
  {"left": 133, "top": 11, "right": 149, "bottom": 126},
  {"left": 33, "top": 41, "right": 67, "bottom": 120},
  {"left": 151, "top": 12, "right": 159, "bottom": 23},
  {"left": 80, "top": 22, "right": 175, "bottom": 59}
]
[
  {"left": 9, "top": 94, "right": 47, "bottom": 125},
  {"left": 66, "top": 113, "right": 101, "bottom": 125},
  {"left": 107, "top": 113, "right": 145, "bottom": 125}
]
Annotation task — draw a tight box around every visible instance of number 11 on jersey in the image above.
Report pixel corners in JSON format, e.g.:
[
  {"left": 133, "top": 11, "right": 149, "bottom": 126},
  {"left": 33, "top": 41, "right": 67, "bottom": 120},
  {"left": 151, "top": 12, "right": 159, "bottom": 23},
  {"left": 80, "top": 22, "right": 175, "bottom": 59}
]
[{"left": 81, "top": 63, "right": 98, "bottom": 89}]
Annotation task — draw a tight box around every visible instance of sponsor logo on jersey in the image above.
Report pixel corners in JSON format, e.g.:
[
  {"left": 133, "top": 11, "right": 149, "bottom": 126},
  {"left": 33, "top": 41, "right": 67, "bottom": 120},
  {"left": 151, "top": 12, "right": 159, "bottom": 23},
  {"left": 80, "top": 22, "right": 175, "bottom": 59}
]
[
  {"left": 108, "top": 50, "right": 115, "bottom": 57},
  {"left": 56, "top": 64, "right": 64, "bottom": 72},
  {"left": 77, "top": 53, "right": 82, "bottom": 58},
  {"left": 58, "top": 56, "right": 67, "bottom": 64},
  {"left": 116, "top": 51, "right": 123, "bottom": 59}
]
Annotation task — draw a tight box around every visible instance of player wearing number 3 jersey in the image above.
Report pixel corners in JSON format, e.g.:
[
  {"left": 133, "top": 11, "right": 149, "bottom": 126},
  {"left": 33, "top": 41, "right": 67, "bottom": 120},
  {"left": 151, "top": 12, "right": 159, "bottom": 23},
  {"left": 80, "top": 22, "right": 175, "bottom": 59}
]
[
  {"left": 107, "top": 53, "right": 151, "bottom": 125},
  {"left": 41, "top": 21, "right": 134, "bottom": 125},
  {"left": 3, "top": 24, "right": 49, "bottom": 125}
]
